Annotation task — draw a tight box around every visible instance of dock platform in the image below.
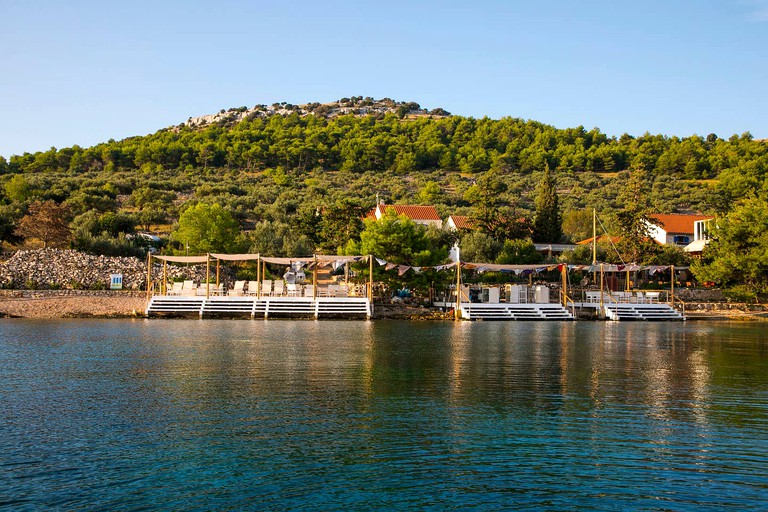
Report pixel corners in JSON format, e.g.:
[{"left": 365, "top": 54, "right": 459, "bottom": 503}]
[{"left": 146, "top": 295, "right": 372, "bottom": 318}]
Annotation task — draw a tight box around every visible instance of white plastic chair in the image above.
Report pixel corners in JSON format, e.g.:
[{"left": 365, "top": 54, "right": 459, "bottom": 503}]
[
  {"left": 645, "top": 291, "right": 660, "bottom": 303},
  {"left": 228, "top": 280, "right": 246, "bottom": 296},
  {"left": 167, "top": 282, "right": 183, "bottom": 296}
]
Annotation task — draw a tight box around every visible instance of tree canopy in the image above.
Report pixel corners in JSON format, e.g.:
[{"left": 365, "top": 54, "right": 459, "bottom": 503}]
[
  {"left": 692, "top": 196, "right": 768, "bottom": 301},
  {"left": 0, "top": 101, "right": 765, "bottom": 276},
  {"left": 172, "top": 202, "right": 241, "bottom": 254}
]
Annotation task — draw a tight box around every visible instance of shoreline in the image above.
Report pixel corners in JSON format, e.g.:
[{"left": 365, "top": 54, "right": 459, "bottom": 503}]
[{"left": 1, "top": 294, "right": 767, "bottom": 321}]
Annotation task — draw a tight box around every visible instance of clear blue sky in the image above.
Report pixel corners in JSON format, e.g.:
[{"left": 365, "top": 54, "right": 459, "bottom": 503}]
[{"left": 1, "top": 0, "right": 766, "bottom": 157}]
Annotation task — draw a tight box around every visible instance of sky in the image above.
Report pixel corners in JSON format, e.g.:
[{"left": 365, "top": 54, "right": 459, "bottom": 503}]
[{"left": 1, "top": 0, "right": 767, "bottom": 157}]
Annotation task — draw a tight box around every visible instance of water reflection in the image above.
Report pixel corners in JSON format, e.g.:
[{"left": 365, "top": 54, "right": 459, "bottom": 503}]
[{"left": 1, "top": 320, "right": 767, "bottom": 510}]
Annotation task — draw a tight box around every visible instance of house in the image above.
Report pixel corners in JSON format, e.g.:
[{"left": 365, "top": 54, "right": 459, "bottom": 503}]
[
  {"left": 683, "top": 218, "right": 715, "bottom": 256},
  {"left": 648, "top": 214, "right": 714, "bottom": 246},
  {"left": 366, "top": 204, "right": 443, "bottom": 229},
  {"left": 445, "top": 215, "right": 475, "bottom": 231}
]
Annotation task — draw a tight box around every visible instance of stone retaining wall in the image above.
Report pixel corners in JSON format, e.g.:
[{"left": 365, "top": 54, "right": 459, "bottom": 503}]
[
  {"left": 0, "top": 289, "right": 147, "bottom": 299},
  {"left": 0, "top": 248, "right": 234, "bottom": 290}
]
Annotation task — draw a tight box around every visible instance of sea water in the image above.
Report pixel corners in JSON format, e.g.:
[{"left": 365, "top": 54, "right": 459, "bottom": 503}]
[{"left": 1, "top": 320, "right": 767, "bottom": 510}]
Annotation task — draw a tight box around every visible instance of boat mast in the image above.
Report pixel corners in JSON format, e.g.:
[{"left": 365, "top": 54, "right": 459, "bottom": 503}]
[{"left": 592, "top": 208, "right": 597, "bottom": 265}]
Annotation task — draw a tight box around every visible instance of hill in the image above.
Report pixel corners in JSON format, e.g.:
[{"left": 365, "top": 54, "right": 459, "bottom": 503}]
[{"left": 0, "top": 97, "right": 766, "bottom": 260}]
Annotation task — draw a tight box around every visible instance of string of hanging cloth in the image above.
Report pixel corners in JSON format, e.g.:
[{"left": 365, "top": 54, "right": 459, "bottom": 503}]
[{"left": 151, "top": 254, "right": 685, "bottom": 276}]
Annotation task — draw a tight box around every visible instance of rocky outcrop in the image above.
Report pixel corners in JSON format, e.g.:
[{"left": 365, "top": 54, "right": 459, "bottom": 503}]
[
  {"left": 182, "top": 98, "right": 450, "bottom": 128},
  {"left": 0, "top": 249, "right": 233, "bottom": 290}
]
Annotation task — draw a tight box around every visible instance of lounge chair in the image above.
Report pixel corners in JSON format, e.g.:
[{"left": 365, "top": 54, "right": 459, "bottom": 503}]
[
  {"left": 182, "top": 280, "right": 197, "bottom": 296},
  {"left": 246, "top": 281, "right": 259, "bottom": 296},
  {"left": 645, "top": 291, "right": 660, "bottom": 303},
  {"left": 167, "top": 282, "right": 183, "bottom": 296},
  {"left": 261, "top": 280, "right": 273, "bottom": 296},
  {"left": 585, "top": 291, "right": 600, "bottom": 303},
  {"left": 272, "top": 280, "right": 285, "bottom": 297},
  {"left": 335, "top": 284, "right": 349, "bottom": 298},
  {"left": 228, "top": 280, "right": 246, "bottom": 296},
  {"left": 286, "top": 283, "right": 300, "bottom": 297}
]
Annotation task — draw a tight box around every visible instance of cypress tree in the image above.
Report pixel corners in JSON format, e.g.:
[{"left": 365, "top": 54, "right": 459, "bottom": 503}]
[{"left": 533, "top": 165, "right": 562, "bottom": 243}]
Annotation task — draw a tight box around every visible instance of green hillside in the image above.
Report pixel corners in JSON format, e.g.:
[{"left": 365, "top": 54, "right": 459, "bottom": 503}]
[{"left": 1, "top": 98, "right": 766, "bottom": 268}]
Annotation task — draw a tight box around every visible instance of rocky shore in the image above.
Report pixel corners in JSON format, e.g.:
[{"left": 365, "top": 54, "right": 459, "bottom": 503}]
[
  {"left": 0, "top": 248, "right": 226, "bottom": 290},
  {"left": 0, "top": 249, "right": 765, "bottom": 320}
]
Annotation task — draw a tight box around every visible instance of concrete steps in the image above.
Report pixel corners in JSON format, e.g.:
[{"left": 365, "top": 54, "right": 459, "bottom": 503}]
[
  {"left": 460, "top": 303, "right": 573, "bottom": 320},
  {"left": 604, "top": 303, "right": 684, "bottom": 321},
  {"left": 146, "top": 296, "right": 371, "bottom": 318}
]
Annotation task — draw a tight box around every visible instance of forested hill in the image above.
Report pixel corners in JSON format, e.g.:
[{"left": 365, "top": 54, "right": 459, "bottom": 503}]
[{"left": 1, "top": 97, "right": 766, "bottom": 255}]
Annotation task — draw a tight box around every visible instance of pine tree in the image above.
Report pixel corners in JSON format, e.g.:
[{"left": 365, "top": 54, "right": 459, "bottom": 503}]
[
  {"left": 533, "top": 165, "right": 562, "bottom": 243},
  {"left": 615, "top": 167, "right": 654, "bottom": 263}
]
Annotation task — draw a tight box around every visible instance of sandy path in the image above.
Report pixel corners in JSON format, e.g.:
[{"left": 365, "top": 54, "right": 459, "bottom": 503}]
[{"left": 0, "top": 296, "right": 147, "bottom": 318}]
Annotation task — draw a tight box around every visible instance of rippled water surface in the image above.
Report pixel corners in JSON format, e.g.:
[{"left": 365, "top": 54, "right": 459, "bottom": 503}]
[{"left": 1, "top": 320, "right": 767, "bottom": 510}]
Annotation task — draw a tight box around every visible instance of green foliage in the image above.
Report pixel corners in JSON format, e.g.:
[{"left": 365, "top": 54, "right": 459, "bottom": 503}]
[
  {"left": 417, "top": 181, "right": 443, "bottom": 205},
  {"left": 615, "top": 168, "right": 653, "bottom": 263},
  {"left": 4, "top": 174, "right": 35, "bottom": 202},
  {"left": 4, "top": 104, "right": 766, "bottom": 279},
  {"left": 458, "top": 231, "right": 502, "bottom": 263},
  {"left": 532, "top": 165, "right": 562, "bottom": 243},
  {"left": 692, "top": 197, "right": 768, "bottom": 301},
  {"left": 641, "top": 244, "right": 692, "bottom": 266},
  {"left": 0, "top": 204, "right": 23, "bottom": 244},
  {"left": 559, "top": 243, "right": 612, "bottom": 265},
  {"left": 248, "top": 220, "right": 313, "bottom": 257},
  {"left": 562, "top": 209, "right": 593, "bottom": 243},
  {"left": 172, "top": 202, "right": 241, "bottom": 254},
  {"left": 496, "top": 239, "right": 543, "bottom": 264},
  {"left": 357, "top": 209, "right": 447, "bottom": 266},
  {"left": 73, "top": 210, "right": 135, "bottom": 237},
  {"left": 317, "top": 199, "right": 366, "bottom": 254},
  {"left": 73, "top": 231, "right": 146, "bottom": 258}
]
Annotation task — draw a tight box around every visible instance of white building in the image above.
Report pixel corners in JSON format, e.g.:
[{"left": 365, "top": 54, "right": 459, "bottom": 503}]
[{"left": 647, "top": 214, "right": 714, "bottom": 246}]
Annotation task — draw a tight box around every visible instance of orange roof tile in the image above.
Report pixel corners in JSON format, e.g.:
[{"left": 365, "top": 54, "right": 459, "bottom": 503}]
[
  {"left": 387, "top": 204, "right": 442, "bottom": 221},
  {"left": 371, "top": 204, "right": 442, "bottom": 221},
  {"left": 651, "top": 214, "right": 713, "bottom": 234},
  {"left": 449, "top": 215, "right": 475, "bottom": 229},
  {"left": 576, "top": 235, "right": 621, "bottom": 245}
]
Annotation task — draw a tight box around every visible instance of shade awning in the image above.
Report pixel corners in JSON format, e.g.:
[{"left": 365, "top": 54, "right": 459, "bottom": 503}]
[
  {"left": 210, "top": 253, "right": 261, "bottom": 261},
  {"left": 462, "top": 262, "right": 559, "bottom": 272},
  {"left": 683, "top": 239, "right": 708, "bottom": 253},
  {"left": 153, "top": 255, "right": 209, "bottom": 263}
]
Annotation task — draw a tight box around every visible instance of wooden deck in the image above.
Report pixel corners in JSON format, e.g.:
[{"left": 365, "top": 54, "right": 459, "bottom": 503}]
[{"left": 146, "top": 295, "right": 372, "bottom": 318}]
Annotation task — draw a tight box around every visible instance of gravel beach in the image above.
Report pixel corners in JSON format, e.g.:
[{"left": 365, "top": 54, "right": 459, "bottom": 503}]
[{"left": 0, "top": 296, "right": 147, "bottom": 318}]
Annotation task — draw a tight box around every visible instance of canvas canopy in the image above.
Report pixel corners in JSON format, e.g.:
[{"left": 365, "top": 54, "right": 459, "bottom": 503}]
[
  {"left": 210, "top": 253, "right": 261, "bottom": 261},
  {"left": 462, "top": 262, "right": 558, "bottom": 272},
  {"left": 152, "top": 255, "right": 209, "bottom": 263}
]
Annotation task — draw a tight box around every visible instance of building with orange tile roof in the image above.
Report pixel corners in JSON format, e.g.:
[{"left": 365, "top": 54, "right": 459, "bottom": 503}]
[
  {"left": 648, "top": 214, "right": 714, "bottom": 246},
  {"left": 445, "top": 215, "right": 475, "bottom": 230},
  {"left": 576, "top": 235, "right": 623, "bottom": 246},
  {"left": 366, "top": 204, "right": 443, "bottom": 228}
]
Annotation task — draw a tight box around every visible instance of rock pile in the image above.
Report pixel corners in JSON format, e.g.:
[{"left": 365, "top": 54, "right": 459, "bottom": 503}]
[{"left": 0, "top": 249, "right": 233, "bottom": 290}]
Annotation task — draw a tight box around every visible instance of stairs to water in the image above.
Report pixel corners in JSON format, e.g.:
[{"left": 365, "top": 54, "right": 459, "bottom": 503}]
[
  {"left": 604, "top": 303, "right": 684, "bottom": 321},
  {"left": 460, "top": 303, "right": 573, "bottom": 320}
]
